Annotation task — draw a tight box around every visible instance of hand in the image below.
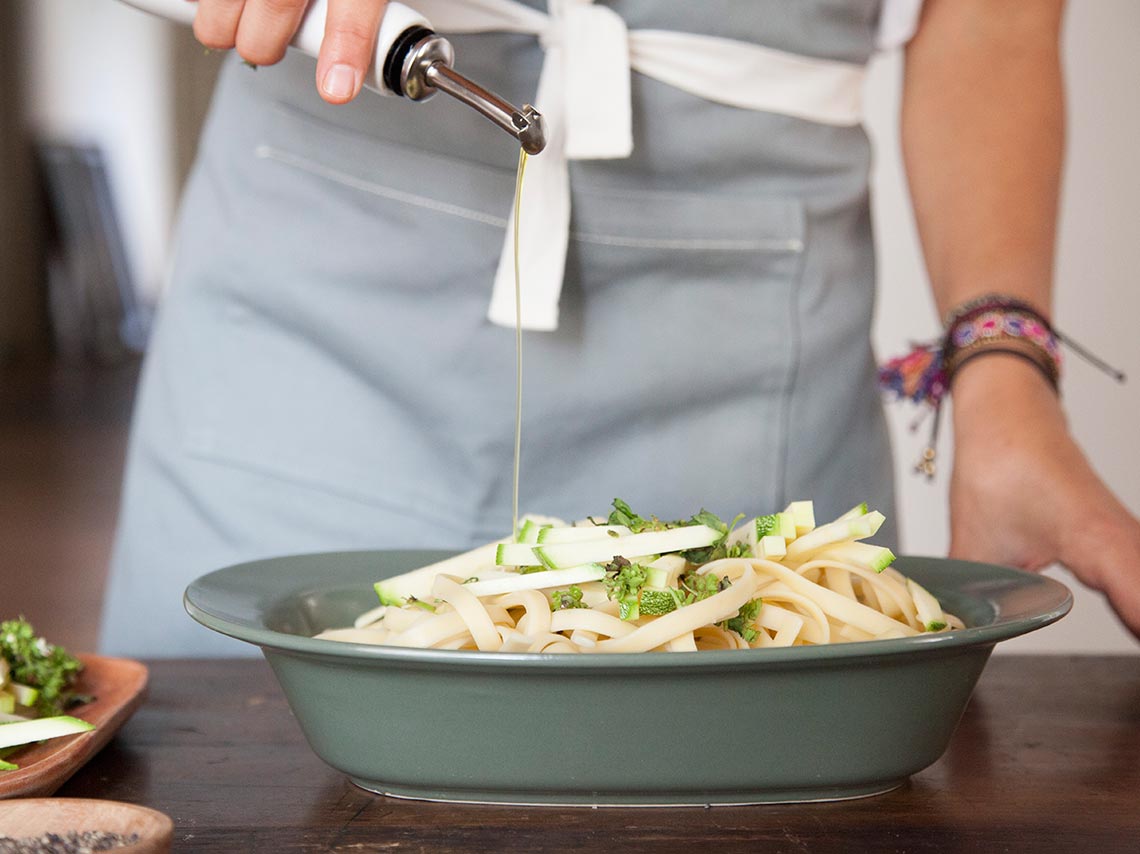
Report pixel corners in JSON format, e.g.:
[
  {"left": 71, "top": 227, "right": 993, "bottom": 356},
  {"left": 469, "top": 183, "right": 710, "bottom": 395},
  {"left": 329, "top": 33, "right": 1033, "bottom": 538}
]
[
  {"left": 948, "top": 356, "right": 1140, "bottom": 640},
  {"left": 191, "top": 0, "right": 390, "bottom": 104}
]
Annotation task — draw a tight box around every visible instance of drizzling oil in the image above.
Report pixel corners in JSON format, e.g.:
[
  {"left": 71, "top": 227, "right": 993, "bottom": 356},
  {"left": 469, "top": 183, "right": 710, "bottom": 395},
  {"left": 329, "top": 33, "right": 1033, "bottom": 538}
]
[{"left": 511, "top": 149, "right": 528, "bottom": 538}]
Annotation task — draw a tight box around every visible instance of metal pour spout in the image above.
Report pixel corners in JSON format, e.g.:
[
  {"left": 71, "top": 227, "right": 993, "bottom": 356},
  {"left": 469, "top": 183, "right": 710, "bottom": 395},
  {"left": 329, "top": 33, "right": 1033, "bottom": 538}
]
[
  {"left": 394, "top": 29, "right": 547, "bottom": 155},
  {"left": 427, "top": 65, "right": 546, "bottom": 156}
]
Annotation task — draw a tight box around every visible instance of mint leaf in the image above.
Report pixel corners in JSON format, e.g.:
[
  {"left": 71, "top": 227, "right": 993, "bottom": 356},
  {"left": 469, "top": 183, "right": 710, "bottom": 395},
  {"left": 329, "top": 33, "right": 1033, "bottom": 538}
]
[{"left": 723, "top": 598, "right": 763, "bottom": 644}]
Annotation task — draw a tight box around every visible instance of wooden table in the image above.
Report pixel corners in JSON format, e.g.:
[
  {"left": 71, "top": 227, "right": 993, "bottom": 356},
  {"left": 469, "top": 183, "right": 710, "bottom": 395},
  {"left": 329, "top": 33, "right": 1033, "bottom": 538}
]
[{"left": 57, "top": 657, "right": 1139, "bottom": 853}]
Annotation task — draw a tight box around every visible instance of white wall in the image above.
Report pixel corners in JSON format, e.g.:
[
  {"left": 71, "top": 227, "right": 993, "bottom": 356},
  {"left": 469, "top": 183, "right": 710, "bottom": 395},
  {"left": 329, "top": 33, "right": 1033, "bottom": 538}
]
[
  {"left": 867, "top": 0, "right": 1140, "bottom": 653},
  {"left": 22, "top": 0, "right": 175, "bottom": 304}
]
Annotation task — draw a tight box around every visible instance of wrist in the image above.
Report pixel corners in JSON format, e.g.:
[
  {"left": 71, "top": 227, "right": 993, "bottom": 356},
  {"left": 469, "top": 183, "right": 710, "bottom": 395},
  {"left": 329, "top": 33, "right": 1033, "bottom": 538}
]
[{"left": 951, "top": 353, "right": 1066, "bottom": 440}]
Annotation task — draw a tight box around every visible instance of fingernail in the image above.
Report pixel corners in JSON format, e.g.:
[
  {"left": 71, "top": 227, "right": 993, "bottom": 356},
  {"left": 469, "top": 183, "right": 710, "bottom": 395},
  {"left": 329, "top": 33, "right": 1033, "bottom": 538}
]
[{"left": 322, "top": 63, "right": 357, "bottom": 100}]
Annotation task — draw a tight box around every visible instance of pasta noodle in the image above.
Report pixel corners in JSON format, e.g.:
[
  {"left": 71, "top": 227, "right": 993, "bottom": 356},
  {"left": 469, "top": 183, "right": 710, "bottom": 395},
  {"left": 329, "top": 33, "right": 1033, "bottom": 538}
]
[{"left": 315, "top": 501, "right": 964, "bottom": 653}]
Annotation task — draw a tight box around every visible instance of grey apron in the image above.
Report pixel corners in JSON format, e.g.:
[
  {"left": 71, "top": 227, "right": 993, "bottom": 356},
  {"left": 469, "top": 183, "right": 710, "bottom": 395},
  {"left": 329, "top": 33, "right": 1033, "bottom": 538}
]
[{"left": 100, "top": 0, "right": 896, "bottom": 656}]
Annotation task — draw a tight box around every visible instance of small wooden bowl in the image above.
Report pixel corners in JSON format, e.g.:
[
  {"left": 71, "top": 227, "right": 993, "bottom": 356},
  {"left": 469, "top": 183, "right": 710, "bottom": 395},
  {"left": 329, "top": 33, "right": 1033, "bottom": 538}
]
[{"left": 0, "top": 798, "right": 172, "bottom": 853}]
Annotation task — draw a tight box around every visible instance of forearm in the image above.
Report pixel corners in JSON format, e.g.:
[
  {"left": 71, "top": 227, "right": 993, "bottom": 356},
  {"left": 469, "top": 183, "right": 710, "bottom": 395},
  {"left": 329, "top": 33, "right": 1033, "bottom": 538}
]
[
  {"left": 902, "top": 0, "right": 1066, "bottom": 321},
  {"left": 902, "top": 2, "right": 1140, "bottom": 637}
]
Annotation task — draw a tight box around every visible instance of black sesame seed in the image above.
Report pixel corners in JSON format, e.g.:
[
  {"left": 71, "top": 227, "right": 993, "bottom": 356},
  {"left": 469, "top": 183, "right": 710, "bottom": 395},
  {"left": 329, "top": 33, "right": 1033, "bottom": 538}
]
[{"left": 0, "top": 829, "right": 140, "bottom": 853}]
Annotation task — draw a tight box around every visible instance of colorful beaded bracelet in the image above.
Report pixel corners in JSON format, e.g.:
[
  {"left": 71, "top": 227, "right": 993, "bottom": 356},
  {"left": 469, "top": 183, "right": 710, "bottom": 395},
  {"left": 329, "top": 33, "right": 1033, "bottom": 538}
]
[
  {"left": 879, "top": 293, "right": 1125, "bottom": 480},
  {"left": 944, "top": 301, "right": 1061, "bottom": 389}
]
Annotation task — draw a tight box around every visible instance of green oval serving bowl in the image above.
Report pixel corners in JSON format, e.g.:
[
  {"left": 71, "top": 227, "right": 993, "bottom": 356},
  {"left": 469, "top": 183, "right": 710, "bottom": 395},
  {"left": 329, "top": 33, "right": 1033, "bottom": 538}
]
[{"left": 184, "top": 551, "right": 1071, "bottom": 806}]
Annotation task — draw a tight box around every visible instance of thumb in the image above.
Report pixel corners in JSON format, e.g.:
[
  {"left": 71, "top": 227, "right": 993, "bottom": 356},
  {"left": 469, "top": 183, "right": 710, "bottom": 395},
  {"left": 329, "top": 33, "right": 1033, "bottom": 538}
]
[{"left": 317, "top": 0, "right": 388, "bottom": 104}]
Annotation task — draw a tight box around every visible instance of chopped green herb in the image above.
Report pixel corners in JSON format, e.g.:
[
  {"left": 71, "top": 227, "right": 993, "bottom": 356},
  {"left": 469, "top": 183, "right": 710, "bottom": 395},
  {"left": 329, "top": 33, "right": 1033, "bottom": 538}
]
[
  {"left": 677, "top": 571, "right": 726, "bottom": 606},
  {"left": 607, "top": 498, "right": 671, "bottom": 533},
  {"left": 691, "top": 508, "right": 729, "bottom": 534},
  {"left": 681, "top": 510, "right": 744, "bottom": 563},
  {"left": 607, "top": 500, "right": 742, "bottom": 563},
  {"left": 0, "top": 618, "right": 84, "bottom": 717},
  {"left": 603, "top": 557, "right": 648, "bottom": 600},
  {"left": 550, "top": 586, "right": 587, "bottom": 611},
  {"left": 603, "top": 557, "right": 651, "bottom": 621},
  {"left": 723, "top": 599, "right": 763, "bottom": 644},
  {"left": 724, "top": 541, "right": 752, "bottom": 559}
]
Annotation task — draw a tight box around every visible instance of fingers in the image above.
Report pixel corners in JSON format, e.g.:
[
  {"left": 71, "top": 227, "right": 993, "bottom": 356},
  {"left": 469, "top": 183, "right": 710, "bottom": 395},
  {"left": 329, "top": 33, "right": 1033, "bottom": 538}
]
[
  {"left": 236, "top": 0, "right": 309, "bottom": 67},
  {"left": 1101, "top": 565, "right": 1140, "bottom": 641},
  {"left": 192, "top": 0, "right": 387, "bottom": 103},
  {"left": 192, "top": 0, "right": 309, "bottom": 67},
  {"left": 193, "top": 0, "right": 246, "bottom": 51},
  {"left": 1073, "top": 512, "right": 1140, "bottom": 642},
  {"left": 1108, "top": 583, "right": 1140, "bottom": 642},
  {"left": 316, "top": 0, "right": 389, "bottom": 104}
]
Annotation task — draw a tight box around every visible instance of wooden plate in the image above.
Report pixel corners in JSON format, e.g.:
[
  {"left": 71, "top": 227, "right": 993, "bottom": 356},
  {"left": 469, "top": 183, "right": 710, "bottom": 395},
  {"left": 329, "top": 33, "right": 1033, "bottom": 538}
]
[
  {"left": 0, "top": 798, "right": 172, "bottom": 853},
  {"left": 0, "top": 655, "right": 148, "bottom": 799}
]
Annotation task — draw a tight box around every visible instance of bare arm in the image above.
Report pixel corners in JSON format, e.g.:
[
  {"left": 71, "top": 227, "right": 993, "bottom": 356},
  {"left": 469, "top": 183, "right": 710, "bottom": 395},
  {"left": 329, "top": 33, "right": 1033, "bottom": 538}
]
[
  {"left": 903, "top": 0, "right": 1140, "bottom": 638},
  {"left": 904, "top": 0, "right": 1064, "bottom": 316}
]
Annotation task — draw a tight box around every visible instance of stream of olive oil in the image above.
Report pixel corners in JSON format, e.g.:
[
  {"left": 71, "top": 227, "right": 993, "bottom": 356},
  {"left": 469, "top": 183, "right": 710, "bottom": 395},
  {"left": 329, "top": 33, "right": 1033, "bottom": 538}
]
[{"left": 511, "top": 149, "right": 528, "bottom": 538}]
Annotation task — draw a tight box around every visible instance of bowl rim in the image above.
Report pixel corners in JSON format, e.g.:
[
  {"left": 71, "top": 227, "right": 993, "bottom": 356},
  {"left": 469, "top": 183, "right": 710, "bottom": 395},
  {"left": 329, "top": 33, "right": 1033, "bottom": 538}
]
[{"left": 184, "top": 550, "right": 1073, "bottom": 670}]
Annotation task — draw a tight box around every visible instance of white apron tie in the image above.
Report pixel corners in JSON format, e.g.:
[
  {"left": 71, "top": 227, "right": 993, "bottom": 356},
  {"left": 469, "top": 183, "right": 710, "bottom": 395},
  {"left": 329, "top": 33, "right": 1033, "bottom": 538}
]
[{"left": 414, "top": 0, "right": 867, "bottom": 330}]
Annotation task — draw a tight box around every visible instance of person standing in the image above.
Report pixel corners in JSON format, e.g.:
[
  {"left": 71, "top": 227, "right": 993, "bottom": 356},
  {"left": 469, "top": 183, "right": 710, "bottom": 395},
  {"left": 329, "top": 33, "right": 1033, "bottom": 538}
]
[{"left": 100, "top": 0, "right": 1140, "bottom": 655}]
